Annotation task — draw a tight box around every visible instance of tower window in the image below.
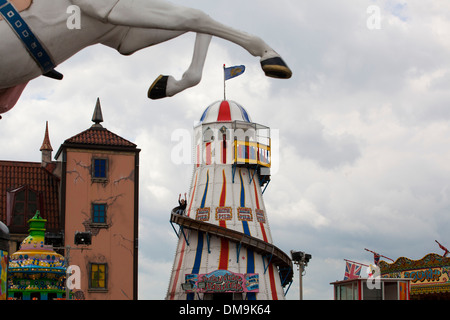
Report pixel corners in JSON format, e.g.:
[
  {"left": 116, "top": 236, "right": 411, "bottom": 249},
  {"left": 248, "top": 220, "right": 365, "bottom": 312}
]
[
  {"left": 92, "top": 158, "right": 108, "bottom": 179},
  {"left": 92, "top": 203, "right": 106, "bottom": 224}
]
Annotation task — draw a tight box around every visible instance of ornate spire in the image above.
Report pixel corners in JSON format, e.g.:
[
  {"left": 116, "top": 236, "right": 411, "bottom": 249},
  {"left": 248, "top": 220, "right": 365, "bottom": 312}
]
[
  {"left": 40, "top": 121, "right": 53, "bottom": 151},
  {"left": 91, "top": 97, "right": 104, "bottom": 128},
  {"left": 27, "top": 210, "right": 47, "bottom": 239}
]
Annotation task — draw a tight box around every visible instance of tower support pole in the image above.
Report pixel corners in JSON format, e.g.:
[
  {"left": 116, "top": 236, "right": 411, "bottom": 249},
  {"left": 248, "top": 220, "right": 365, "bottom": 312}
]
[{"left": 299, "top": 262, "right": 303, "bottom": 300}]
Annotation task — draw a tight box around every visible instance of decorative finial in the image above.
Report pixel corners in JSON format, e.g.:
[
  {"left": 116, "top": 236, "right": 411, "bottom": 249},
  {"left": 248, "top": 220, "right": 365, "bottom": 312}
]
[
  {"left": 31, "top": 210, "right": 43, "bottom": 220},
  {"left": 40, "top": 121, "right": 53, "bottom": 151},
  {"left": 27, "top": 210, "right": 47, "bottom": 238},
  {"left": 91, "top": 97, "right": 104, "bottom": 128}
]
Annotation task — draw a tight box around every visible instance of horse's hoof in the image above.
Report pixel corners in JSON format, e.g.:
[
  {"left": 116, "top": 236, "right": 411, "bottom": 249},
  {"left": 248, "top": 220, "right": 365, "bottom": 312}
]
[
  {"left": 261, "top": 57, "right": 292, "bottom": 79},
  {"left": 148, "top": 75, "right": 168, "bottom": 100},
  {"left": 43, "top": 69, "right": 64, "bottom": 80}
]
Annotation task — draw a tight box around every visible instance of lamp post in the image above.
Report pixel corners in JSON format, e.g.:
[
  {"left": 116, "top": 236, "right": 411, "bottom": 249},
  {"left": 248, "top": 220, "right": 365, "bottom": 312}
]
[{"left": 291, "top": 250, "right": 311, "bottom": 300}]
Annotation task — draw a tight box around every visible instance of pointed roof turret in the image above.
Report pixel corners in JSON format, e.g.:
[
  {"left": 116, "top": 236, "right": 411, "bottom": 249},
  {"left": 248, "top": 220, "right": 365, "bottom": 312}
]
[
  {"left": 40, "top": 121, "right": 53, "bottom": 151},
  {"left": 55, "top": 98, "right": 138, "bottom": 159},
  {"left": 91, "top": 98, "right": 104, "bottom": 128}
]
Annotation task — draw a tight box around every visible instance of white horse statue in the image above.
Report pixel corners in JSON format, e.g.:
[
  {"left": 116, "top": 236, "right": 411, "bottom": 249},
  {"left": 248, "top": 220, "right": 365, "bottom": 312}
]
[{"left": 0, "top": 0, "right": 292, "bottom": 117}]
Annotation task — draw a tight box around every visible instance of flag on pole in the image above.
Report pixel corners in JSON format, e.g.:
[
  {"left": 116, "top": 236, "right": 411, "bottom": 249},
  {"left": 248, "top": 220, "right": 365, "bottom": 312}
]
[
  {"left": 373, "top": 253, "right": 380, "bottom": 266},
  {"left": 223, "top": 65, "right": 245, "bottom": 99},
  {"left": 436, "top": 240, "right": 449, "bottom": 257},
  {"left": 224, "top": 65, "right": 245, "bottom": 81},
  {"left": 365, "top": 248, "right": 394, "bottom": 264},
  {"left": 344, "top": 261, "right": 362, "bottom": 280}
]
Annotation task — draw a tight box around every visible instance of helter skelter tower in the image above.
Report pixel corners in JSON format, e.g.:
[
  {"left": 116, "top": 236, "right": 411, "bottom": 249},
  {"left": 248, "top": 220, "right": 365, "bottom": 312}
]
[{"left": 167, "top": 100, "right": 293, "bottom": 300}]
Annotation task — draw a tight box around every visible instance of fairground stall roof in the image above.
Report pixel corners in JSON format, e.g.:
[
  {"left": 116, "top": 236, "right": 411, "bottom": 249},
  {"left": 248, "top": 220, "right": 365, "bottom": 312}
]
[{"left": 380, "top": 253, "right": 450, "bottom": 299}]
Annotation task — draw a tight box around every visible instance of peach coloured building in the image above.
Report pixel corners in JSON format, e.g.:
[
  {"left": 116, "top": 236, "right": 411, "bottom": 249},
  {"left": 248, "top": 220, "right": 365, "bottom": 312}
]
[
  {"left": 55, "top": 99, "right": 140, "bottom": 299},
  {"left": 0, "top": 99, "right": 140, "bottom": 300}
]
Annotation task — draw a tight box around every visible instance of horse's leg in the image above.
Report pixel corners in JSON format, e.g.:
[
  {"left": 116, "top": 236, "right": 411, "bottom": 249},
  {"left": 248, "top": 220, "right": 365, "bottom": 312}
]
[
  {"left": 0, "top": 82, "right": 28, "bottom": 117},
  {"left": 108, "top": 28, "right": 186, "bottom": 55},
  {"left": 107, "top": 0, "right": 292, "bottom": 79},
  {"left": 106, "top": 27, "right": 212, "bottom": 99},
  {"left": 148, "top": 33, "right": 212, "bottom": 99}
]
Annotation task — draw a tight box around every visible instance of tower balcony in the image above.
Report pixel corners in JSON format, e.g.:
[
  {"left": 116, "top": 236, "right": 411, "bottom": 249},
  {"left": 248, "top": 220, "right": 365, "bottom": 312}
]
[{"left": 233, "top": 140, "right": 271, "bottom": 168}]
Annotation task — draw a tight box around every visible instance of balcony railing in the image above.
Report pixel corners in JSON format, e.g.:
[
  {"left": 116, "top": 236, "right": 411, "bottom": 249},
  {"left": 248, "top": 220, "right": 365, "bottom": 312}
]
[{"left": 233, "top": 140, "right": 271, "bottom": 168}]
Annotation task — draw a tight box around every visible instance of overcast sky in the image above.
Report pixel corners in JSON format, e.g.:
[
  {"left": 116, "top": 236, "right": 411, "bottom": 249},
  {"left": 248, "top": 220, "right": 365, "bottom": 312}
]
[{"left": 2, "top": 0, "right": 450, "bottom": 300}]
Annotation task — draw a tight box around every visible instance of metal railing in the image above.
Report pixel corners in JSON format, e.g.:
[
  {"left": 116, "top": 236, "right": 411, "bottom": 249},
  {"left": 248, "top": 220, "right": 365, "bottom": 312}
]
[{"left": 233, "top": 140, "right": 271, "bottom": 168}]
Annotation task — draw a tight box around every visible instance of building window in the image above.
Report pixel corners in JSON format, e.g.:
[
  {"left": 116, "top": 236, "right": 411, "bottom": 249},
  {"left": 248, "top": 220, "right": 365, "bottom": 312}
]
[
  {"left": 90, "top": 263, "right": 107, "bottom": 290},
  {"left": 92, "top": 158, "right": 108, "bottom": 179},
  {"left": 8, "top": 187, "right": 40, "bottom": 229},
  {"left": 92, "top": 203, "right": 106, "bottom": 224}
]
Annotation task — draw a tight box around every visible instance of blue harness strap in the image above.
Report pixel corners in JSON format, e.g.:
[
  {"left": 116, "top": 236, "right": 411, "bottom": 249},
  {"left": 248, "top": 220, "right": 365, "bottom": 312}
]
[{"left": 0, "top": 0, "right": 56, "bottom": 74}]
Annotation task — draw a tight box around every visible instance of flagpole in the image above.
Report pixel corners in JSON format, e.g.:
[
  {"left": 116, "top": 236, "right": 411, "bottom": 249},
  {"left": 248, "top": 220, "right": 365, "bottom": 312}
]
[
  {"left": 344, "top": 259, "right": 369, "bottom": 267},
  {"left": 364, "top": 248, "right": 394, "bottom": 262},
  {"left": 223, "top": 64, "right": 226, "bottom": 100}
]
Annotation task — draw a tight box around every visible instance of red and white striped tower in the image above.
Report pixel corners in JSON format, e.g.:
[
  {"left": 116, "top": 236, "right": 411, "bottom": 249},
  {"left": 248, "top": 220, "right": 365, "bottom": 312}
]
[{"left": 167, "top": 100, "right": 293, "bottom": 300}]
